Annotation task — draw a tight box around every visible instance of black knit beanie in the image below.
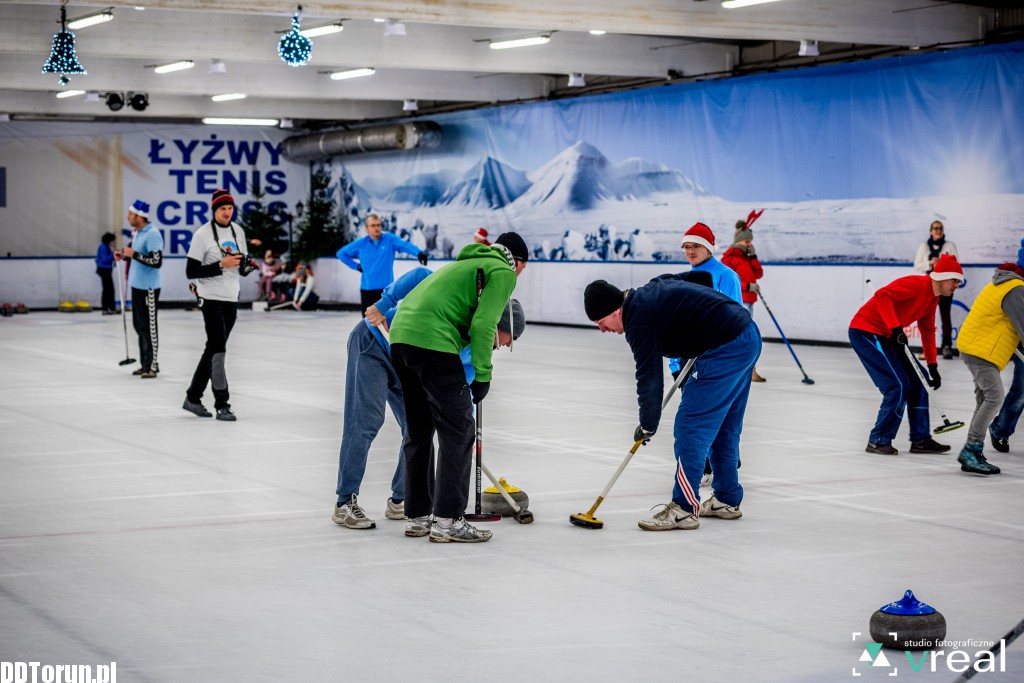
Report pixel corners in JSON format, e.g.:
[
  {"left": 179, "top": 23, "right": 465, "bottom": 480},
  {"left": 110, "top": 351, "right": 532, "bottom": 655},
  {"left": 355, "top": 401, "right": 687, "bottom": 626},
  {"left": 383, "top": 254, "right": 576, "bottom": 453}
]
[
  {"left": 494, "top": 232, "right": 529, "bottom": 262},
  {"left": 584, "top": 280, "right": 624, "bottom": 321}
]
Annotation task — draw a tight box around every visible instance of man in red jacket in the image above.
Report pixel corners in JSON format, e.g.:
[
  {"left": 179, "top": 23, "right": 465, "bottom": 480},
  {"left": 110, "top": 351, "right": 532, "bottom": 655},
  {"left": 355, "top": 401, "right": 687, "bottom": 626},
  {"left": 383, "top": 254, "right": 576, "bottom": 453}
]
[
  {"left": 848, "top": 254, "right": 964, "bottom": 455},
  {"left": 722, "top": 215, "right": 765, "bottom": 382}
]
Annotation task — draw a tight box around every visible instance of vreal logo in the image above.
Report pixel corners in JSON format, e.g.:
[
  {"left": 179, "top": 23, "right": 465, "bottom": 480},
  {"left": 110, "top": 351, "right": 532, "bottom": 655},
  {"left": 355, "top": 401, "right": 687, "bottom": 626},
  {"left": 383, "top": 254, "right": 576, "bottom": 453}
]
[{"left": 851, "top": 632, "right": 1006, "bottom": 677}]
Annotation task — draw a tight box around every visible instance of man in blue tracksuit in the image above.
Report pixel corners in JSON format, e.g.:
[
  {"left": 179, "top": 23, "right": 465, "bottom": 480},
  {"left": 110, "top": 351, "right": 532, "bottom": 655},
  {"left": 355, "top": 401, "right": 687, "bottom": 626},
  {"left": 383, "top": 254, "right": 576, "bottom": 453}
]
[
  {"left": 336, "top": 213, "right": 428, "bottom": 316},
  {"left": 332, "top": 266, "right": 525, "bottom": 532},
  {"left": 584, "top": 273, "right": 761, "bottom": 531}
]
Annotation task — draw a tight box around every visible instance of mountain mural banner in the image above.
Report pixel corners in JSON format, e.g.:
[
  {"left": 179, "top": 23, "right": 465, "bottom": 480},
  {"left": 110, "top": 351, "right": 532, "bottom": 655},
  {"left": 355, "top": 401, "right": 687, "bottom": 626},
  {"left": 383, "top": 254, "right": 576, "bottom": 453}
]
[{"left": 328, "top": 42, "right": 1024, "bottom": 264}]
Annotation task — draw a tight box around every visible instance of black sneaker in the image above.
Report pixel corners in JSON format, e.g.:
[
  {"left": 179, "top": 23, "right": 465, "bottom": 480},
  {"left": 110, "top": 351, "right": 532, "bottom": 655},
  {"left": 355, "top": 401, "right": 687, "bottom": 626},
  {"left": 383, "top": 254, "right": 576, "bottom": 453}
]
[
  {"left": 990, "top": 431, "right": 1010, "bottom": 453},
  {"left": 866, "top": 441, "right": 898, "bottom": 455},
  {"left": 132, "top": 368, "right": 145, "bottom": 376},
  {"left": 909, "top": 437, "right": 951, "bottom": 454},
  {"left": 140, "top": 370, "right": 157, "bottom": 379},
  {"left": 216, "top": 407, "right": 237, "bottom": 422},
  {"left": 182, "top": 399, "right": 213, "bottom": 418}
]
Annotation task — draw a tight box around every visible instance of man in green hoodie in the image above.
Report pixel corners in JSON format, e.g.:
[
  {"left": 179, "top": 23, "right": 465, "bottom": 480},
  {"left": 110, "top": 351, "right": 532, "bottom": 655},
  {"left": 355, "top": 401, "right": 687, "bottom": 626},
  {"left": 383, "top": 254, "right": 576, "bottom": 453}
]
[{"left": 389, "top": 232, "right": 529, "bottom": 543}]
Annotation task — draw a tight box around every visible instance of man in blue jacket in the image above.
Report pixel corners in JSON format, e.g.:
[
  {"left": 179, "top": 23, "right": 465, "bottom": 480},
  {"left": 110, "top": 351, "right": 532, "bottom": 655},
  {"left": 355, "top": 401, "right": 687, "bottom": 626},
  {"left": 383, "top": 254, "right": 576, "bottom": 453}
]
[
  {"left": 332, "top": 266, "right": 525, "bottom": 533},
  {"left": 584, "top": 274, "right": 761, "bottom": 531},
  {"left": 336, "top": 213, "right": 428, "bottom": 316},
  {"left": 121, "top": 200, "right": 163, "bottom": 378}
]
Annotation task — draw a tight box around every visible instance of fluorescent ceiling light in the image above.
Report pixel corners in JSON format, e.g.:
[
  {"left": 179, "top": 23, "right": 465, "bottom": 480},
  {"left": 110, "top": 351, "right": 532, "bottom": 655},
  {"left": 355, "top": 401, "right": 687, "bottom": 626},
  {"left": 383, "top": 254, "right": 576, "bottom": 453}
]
[
  {"left": 202, "top": 117, "right": 280, "bottom": 127},
  {"left": 300, "top": 22, "right": 344, "bottom": 38},
  {"left": 330, "top": 68, "right": 376, "bottom": 80},
  {"left": 373, "top": 18, "right": 386, "bottom": 23},
  {"left": 589, "top": 30, "right": 606, "bottom": 35},
  {"left": 55, "top": 89, "right": 86, "bottom": 99},
  {"left": 489, "top": 35, "right": 550, "bottom": 50},
  {"left": 211, "top": 93, "right": 247, "bottom": 102},
  {"left": 721, "top": 0, "right": 783, "bottom": 8},
  {"left": 67, "top": 9, "right": 114, "bottom": 30},
  {"left": 153, "top": 60, "right": 195, "bottom": 74}
]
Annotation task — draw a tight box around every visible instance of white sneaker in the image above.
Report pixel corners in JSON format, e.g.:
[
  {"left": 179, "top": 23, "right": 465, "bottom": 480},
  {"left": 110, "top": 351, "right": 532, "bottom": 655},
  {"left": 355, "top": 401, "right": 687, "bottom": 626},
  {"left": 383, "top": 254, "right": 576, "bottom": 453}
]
[
  {"left": 332, "top": 494, "right": 376, "bottom": 529},
  {"left": 405, "top": 515, "right": 431, "bottom": 537},
  {"left": 700, "top": 495, "right": 742, "bottom": 519},
  {"left": 637, "top": 502, "right": 699, "bottom": 531},
  {"left": 428, "top": 517, "right": 492, "bottom": 543},
  {"left": 385, "top": 497, "right": 405, "bottom": 520}
]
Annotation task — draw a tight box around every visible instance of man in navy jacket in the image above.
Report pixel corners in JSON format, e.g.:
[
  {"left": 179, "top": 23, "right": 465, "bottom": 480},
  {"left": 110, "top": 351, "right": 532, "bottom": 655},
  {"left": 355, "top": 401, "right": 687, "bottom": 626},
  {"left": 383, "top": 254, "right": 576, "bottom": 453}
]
[{"left": 584, "top": 273, "right": 761, "bottom": 531}]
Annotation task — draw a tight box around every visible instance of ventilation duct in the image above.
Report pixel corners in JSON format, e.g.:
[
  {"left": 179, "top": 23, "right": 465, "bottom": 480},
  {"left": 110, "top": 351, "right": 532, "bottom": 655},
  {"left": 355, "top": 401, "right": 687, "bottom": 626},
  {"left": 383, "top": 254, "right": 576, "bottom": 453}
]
[{"left": 282, "top": 121, "right": 442, "bottom": 161}]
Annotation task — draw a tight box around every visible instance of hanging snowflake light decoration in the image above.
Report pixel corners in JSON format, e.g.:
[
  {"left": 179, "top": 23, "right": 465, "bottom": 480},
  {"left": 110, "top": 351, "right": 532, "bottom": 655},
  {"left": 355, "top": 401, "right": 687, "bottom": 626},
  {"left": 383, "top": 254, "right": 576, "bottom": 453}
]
[
  {"left": 42, "top": 5, "right": 87, "bottom": 84},
  {"left": 278, "top": 6, "right": 312, "bottom": 66}
]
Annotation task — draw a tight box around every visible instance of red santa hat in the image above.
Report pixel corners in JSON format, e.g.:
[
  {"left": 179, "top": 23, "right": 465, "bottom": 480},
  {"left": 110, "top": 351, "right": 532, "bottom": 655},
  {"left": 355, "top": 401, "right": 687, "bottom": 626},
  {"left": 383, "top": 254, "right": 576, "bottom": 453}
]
[
  {"left": 929, "top": 254, "right": 965, "bottom": 282},
  {"left": 681, "top": 222, "right": 716, "bottom": 253}
]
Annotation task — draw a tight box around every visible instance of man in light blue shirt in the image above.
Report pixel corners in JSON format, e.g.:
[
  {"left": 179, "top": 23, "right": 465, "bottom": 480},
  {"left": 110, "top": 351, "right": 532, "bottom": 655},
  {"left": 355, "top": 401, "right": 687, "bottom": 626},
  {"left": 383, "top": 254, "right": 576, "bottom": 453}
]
[
  {"left": 122, "top": 200, "right": 163, "bottom": 378},
  {"left": 336, "top": 213, "right": 427, "bottom": 316}
]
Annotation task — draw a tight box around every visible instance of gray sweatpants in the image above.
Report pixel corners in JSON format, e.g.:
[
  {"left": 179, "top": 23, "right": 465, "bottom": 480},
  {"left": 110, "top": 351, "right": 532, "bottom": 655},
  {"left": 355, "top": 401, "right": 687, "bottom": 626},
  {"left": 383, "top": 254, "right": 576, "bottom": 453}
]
[{"left": 963, "top": 353, "right": 1005, "bottom": 444}]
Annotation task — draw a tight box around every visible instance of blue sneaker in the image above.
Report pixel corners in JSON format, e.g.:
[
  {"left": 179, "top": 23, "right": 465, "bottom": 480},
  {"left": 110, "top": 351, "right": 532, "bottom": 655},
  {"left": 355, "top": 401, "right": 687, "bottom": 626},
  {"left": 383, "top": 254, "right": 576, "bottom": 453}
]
[{"left": 958, "top": 442, "right": 1000, "bottom": 475}]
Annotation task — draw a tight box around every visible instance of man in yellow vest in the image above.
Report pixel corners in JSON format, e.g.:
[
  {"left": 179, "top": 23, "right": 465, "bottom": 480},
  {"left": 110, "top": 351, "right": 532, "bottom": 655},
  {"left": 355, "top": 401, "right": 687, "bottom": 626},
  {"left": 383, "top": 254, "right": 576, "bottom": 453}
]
[{"left": 955, "top": 261, "right": 1024, "bottom": 475}]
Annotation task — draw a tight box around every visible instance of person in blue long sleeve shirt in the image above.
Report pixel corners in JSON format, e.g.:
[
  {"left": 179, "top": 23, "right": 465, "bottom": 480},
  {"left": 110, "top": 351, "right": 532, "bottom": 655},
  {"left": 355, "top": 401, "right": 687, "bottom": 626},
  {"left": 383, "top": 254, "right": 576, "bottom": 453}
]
[
  {"left": 584, "top": 273, "right": 760, "bottom": 533},
  {"left": 669, "top": 221, "right": 742, "bottom": 377},
  {"left": 335, "top": 213, "right": 428, "bottom": 316},
  {"left": 332, "top": 266, "right": 525, "bottom": 532},
  {"left": 95, "top": 232, "right": 117, "bottom": 314}
]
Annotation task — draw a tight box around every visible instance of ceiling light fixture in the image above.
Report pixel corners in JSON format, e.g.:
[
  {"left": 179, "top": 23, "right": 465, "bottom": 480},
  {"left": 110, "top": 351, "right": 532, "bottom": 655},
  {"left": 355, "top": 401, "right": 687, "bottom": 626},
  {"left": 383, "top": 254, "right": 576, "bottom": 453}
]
[
  {"left": 67, "top": 8, "right": 114, "bottom": 30},
  {"left": 152, "top": 60, "right": 194, "bottom": 74},
  {"left": 105, "top": 92, "right": 124, "bottom": 111},
  {"left": 55, "top": 89, "right": 86, "bottom": 99},
  {"left": 589, "top": 30, "right": 606, "bottom": 36},
  {"left": 402, "top": 99, "right": 418, "bottom": 112},
  {"left": 209, "top": 59, "right": 227, "bottom": 74},
  {"left": 373, "top": 18, "right": 386, "bottom": 23},
  {"left": 721, "top": 0, "right": 783, "bottom": 8},
  {"left": 567, "top": 73, "right": 586, "bottom": 87},
  {"left": 798, "top": 40, "right": 819, "bottom": 56},
  {"left": 329, "top": 67, "right": 375, "bottom": 80},
  {"left": 487, "top": 34, "right": 551, "bottom": 50},
  {"left": 203, "top": 117, "right": 281, "bottom": 127},
  {"left": 128, "top": 92, "right": 148, "bottom": 111},
  {"left": 211, "top": 93, "right": 247, "bottom": 102},
  {"left": 383, "top": 19, "right": 406, "bottom": 36},
  {"left": 299, "top": 21, "right": 344, "bottom": 38}
]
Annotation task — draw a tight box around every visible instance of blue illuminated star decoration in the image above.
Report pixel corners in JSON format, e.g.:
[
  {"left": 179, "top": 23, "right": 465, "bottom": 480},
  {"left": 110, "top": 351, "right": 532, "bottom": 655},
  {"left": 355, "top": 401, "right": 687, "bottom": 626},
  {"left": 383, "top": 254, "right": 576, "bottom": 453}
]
[
  {"left": 42, "top": 5, "right": 87, "bottom": 84},
  {"left": 278, "top": 6, "right": 312, "bottom": 66}
]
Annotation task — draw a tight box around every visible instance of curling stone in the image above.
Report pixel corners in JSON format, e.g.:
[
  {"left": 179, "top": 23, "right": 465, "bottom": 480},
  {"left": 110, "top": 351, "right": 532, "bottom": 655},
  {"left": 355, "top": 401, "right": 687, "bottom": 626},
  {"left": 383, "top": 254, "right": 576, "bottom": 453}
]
[
  {"left": 481, "top": 477, "right": 529, "bottom": 517},
  {"left": 869, "top": 590, "right": 946, "bottom": 650},
  {"left": 59, "top": 301, "right": 77, "bottom": 313}
]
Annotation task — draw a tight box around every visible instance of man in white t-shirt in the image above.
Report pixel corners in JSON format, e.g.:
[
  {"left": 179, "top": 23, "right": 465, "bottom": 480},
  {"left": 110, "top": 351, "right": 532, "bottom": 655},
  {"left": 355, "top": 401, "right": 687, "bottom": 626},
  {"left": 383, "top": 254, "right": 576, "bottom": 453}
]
[{"left": 182, "top": 189, "right": 257, "bottom": 421}]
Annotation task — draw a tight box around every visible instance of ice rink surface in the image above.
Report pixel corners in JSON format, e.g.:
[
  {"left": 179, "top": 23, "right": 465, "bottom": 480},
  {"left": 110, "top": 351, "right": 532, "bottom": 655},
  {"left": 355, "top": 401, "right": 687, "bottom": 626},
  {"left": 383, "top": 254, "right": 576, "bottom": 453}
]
[{"left": 1, "top": 310, "right": 1021, "bottom": 682}]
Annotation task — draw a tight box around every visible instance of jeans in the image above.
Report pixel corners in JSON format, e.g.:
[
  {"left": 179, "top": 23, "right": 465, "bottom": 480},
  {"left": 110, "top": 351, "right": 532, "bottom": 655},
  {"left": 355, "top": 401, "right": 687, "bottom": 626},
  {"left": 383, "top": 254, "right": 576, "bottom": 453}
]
[
  {"left": 131, "top": 287, "right": 160, "bottom": 371},
  {"left": 336, "top": 323, "right": 406, "bottom": 503},
  {"left": 186, "top": 299, "right": 237, "bottom": 409},
  {"left": 962, "top": 354, "right": 1004, "bottom": 444},
  {"left": 849, "top": 328, "right": 930, "bottom": 445},
  {"left": 672, "top": 321, "right": 761, "bottom": 514},
  {"left": 991, "top": 354, "right": 1024, "bottom": 440},
  {"left": 391, "top": 343, "right": 472, "bottom": 520}
]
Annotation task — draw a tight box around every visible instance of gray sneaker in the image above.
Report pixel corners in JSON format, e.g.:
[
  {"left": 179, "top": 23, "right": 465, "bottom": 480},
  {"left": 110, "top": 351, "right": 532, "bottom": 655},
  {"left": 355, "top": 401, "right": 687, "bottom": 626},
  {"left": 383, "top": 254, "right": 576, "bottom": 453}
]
[
  {"left": 405, "top": 515, "right": 431, "bottom": 537},
  {"left": 428, "top": 517, "right": 492, "bottom": 543},
  {"left": 638, "top": 502, "right": 700, "bottom": 531},
  {"left": 385, "top": 498, "right": 405, "bottom": 520},
  {"left": 700, "top": 495, "right": 743, "bottom": 519},
  {"left": 182, "top": 399, "right": 212, "bottom": 418},
  {"left": 332, "top": 495, "right": 376, "bottom": 529}
]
